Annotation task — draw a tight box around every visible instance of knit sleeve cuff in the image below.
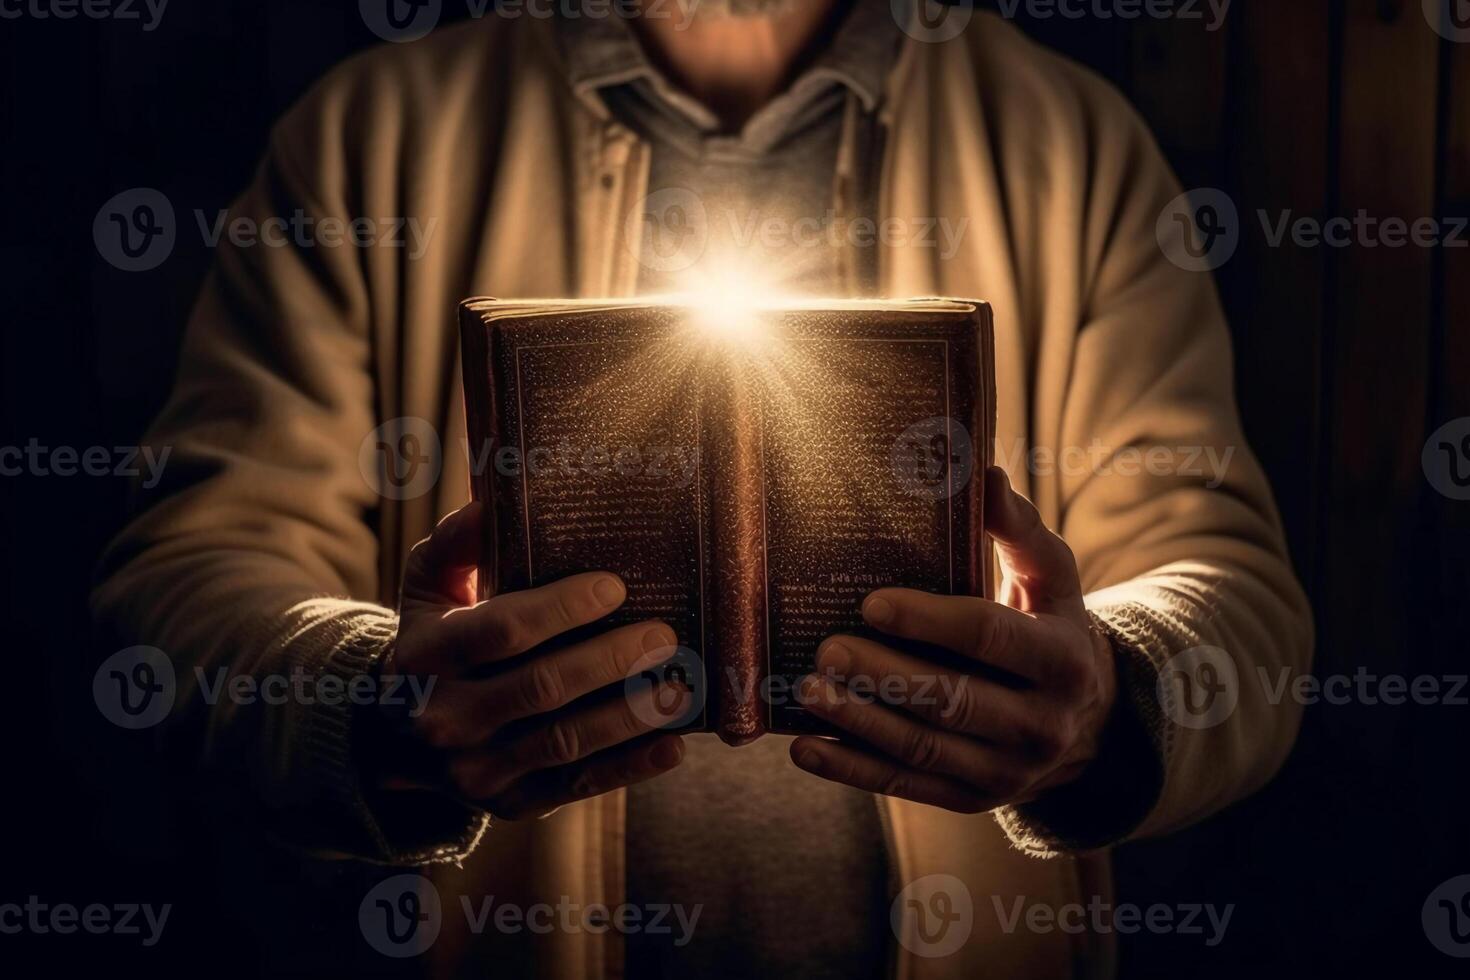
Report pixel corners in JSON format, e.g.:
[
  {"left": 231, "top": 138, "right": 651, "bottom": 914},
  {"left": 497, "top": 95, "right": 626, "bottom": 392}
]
[
  {"left": 993, "top": 605, "right": 1168, "bottom": 857},
  {"left": 272, "top": 600, "right": 491, "bottom": 866}
]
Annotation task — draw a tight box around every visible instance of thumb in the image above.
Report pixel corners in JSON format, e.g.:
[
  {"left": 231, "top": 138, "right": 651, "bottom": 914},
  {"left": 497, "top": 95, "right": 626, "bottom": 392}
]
[
  {"left": 402, "top": 501, "right": 485, "bottom": 606},
  {"left": 984, "top": 467, "right": 1084, "bottom": 616}
]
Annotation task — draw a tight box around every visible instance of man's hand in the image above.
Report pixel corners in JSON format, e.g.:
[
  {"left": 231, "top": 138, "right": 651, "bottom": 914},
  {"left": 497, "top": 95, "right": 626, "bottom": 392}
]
[
  {"left": 790, "top": 467, "right": 1117, "bottom": 814},
  {"left": 367, "top": 501, "right": 688, "bottom": 819}
]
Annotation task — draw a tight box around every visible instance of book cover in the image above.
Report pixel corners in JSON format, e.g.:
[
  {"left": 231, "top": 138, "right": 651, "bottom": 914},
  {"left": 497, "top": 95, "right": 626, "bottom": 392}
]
[{"left": 460, "top": 296, "right": 996, "bottom": 744}]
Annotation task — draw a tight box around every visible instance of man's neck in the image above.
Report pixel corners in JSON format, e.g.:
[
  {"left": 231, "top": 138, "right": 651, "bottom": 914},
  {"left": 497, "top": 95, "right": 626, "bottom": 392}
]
[{"left": 631, "top": 0, "right": 847, "bottom": 130}]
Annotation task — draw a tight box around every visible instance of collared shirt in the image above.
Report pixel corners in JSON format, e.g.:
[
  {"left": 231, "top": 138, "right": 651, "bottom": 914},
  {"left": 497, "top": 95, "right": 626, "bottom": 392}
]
[
  {"left": 555, "top": 4, "right": 903, "bottom": 978},
  {"left": 557, "top": 0, "right": 901, "bottom": 294}
]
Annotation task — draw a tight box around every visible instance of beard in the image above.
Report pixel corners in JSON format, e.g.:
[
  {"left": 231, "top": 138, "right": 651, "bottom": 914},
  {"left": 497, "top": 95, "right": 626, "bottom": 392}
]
[{"left": 678, "top": 0, "right": 799, "bottom": 18}]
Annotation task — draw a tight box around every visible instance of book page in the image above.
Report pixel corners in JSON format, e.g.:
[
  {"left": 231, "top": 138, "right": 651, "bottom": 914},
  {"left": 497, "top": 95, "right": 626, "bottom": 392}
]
[
  {"left": 760, "top": 325, "right": 980, "bottom": 733},
  {"left": 495, "top": 334, "right": 708, "bottom": 702}
]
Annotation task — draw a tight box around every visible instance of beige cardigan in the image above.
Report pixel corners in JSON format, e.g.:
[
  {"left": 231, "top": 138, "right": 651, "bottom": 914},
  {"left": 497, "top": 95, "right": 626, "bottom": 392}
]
[{"left": 92, "top": 12, "right": 1313, "bottom": 978}]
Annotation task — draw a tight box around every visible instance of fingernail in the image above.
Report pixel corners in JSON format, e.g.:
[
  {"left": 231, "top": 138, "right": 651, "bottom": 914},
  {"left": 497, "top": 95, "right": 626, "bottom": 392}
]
[
  {"left": 794, "top": 745, "right": 823, "bottom": 774},
  {"left": 863, "top": 595, "right": 894, "bottom": 626},
  {"left": 650, "top": 738, "right": 683, "bottom": 769},
  {"left": 818, "top": 641, "right": 851, "bottom": 676},
  {"left": 642, "top": 624, "right": 676, "bottom": 653},
  {"left": 593, "top": 576, "right": 624, "bottom": 607}
]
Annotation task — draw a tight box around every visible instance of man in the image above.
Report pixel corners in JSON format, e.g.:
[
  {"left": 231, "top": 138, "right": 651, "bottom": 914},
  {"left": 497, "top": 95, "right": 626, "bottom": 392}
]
[{"left": 93, "top": 0, "right": 1313, "bottom": 976}]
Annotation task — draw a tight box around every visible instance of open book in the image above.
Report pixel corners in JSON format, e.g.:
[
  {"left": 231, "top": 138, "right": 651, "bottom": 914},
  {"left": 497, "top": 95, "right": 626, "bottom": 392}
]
[{"left": 460, "top": 297, "right": 996, "bottom": 745}]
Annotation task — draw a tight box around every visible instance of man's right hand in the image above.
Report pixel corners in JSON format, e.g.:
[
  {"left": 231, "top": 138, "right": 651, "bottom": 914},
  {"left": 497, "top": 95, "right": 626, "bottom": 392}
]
[{"left": 367, "top": 501, "right": 688, "bottom": 819}]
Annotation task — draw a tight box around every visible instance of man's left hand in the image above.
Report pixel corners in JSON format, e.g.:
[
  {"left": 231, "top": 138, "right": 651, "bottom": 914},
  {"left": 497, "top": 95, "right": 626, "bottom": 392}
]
[{"left": 791, "top": 466, "right": 1118, "bottom": 814}]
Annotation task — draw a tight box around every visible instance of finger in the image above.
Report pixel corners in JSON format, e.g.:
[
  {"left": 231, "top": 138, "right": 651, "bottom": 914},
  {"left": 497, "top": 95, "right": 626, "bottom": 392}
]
[
  {"left": 430, "top": 621, "right": 679, "bottom": 744},
  {"left": 816, "top": 635, "right": 1033, "bottom": 743},
  {"left": 437, "top": 571, "right": 627, "bottom": 669},
  {"left": 984, "top": 466, "right": 1085, "bottom": 616},
  {"left": 449, "top": 683, "right": 692, "bottom": 798},
  {"left": 789, "top": 736, "right": 992, "bottom": 814},
  {"left": 403, "top": 502, "right": 484, "bottom": 605},
  {"left": 480, "top": 735, "right": 686, "bottom": 820},
  {"left": 799, "top": 675, "right": 1031, "bottom": 796},
  {"left": 861, "top": 588, "right": 1046, "bottom": 681}
]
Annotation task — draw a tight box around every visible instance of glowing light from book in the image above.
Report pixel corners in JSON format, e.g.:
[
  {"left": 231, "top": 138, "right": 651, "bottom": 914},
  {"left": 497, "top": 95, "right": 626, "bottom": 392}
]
[{"left": 678, "top": 264, "right": 785, "bottom": 347}]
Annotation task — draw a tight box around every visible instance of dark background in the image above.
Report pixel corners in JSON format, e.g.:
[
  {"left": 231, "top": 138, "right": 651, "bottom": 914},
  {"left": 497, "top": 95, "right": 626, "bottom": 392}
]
[{"left": 2, "top": 0, "right": 1468, "bottom": 975}]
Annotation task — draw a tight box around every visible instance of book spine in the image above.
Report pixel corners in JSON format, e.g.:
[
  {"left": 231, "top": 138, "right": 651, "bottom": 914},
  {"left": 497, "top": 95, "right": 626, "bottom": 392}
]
[
  {"left": 704, "top": 356, "right": 768, "bottom": 746},
  {"left": 456, "top": 303, "right": 499, "bottom": 603}
]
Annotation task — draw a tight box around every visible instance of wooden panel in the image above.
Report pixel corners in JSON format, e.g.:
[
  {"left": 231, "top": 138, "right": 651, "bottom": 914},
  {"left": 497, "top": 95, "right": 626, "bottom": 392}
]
[
  {"left": 1322, "top": 0, "right": 1439, "bottom": 708},
  {"left": 1127, "top": 12, "right": 1230, "bottom": 188},
  {"left": 1221, "top": 0, "right": 1333, "bottom": 586},
  {"left": 1316, "top": 3, "right": 1441, "bottom": 965},
  {"left": 1415, "top": 23, "right": 1470, "bottom": 954}
]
